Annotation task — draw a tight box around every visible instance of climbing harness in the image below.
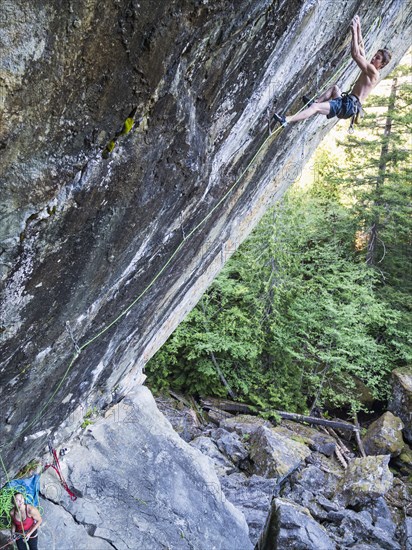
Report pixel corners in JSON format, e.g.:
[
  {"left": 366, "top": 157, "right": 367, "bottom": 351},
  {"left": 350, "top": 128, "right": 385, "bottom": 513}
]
[
  {"left": 339, "top": 92, "right": 364, "bottom": 134},
  {"left": 44, "top": 440, "right": 77, "bottom": 501}
]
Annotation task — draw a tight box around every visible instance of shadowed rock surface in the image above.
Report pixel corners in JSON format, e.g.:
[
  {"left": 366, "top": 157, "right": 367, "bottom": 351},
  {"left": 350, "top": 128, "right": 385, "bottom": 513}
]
[
  {"left": 1, "top": 1, "right": 411, "bottom": 475},
  {"left": 1, "top": 3, "right": 412, "bottom": 547},
  {"left": 389, "top": 368, "right": 412, "bottom": 444}
]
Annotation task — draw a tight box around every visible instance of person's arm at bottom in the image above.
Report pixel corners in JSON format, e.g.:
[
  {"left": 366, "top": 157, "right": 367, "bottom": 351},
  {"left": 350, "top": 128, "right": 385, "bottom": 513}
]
[
  {"left": 25, "top": 506, "right": 42, "bottom": 538},
  {"left": 10, "top": 512, "right": 16, "bottom": 539}
]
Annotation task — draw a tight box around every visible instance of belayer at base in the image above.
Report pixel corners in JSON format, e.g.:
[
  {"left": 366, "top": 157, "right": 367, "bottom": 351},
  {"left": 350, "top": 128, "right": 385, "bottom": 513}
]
[
  {"left": 10, "top": 493, "right": 42, "bottom": 550},
  {"left": 273, "top": 16, "right": 391, "bottom": 131}
]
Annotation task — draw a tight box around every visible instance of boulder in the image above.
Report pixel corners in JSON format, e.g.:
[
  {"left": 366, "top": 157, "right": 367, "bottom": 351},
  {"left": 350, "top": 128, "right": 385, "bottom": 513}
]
[
  {"left": 284, "top": 484, "right": 329, "bottom": 520},
  {"left": 336, "top": 455, "right": 393, "bottom": 506},
  {"left": 155, "top": 395, "right": 203, "bottom": 442},
  {"left": 190, "top": 435, "right": 235, "bottom": 475},
  {"left": 405, "top": 516, "right": 412, "bottom": 550},
  {"left": 220, "top": 473, "right": 278, "bottom": 545},
  {"left": 327, "top": 508, "right": 400, "bottom": 550},
  {"left": 362, "top": 412, "right": 404, "bottom": 457},
  {"left": 367, "top": 496, "right": 397, "bottom": 532},
  {"left": 293, "top": 463, "right": 342, "bottom": 500},
  {"left": 398, "top": 444, "right": 412, "bottom": 472},
  {"left": 282, "top": 420, "right": 336, "bottom": 457},
  {"left": 249, "top": 426, "right": 311, "bottom": 480},
  {"left": 211, "top": 428, "right": 249, "bottom": 464},
  {"left": 256, "top": 497, "right": 336, "bottom": 550},
  {"left": 388, "top": 367, "right": 412, "bottom": 443},
  {"left": 219, "top": 414, "right": 271, "bottom": 436}
]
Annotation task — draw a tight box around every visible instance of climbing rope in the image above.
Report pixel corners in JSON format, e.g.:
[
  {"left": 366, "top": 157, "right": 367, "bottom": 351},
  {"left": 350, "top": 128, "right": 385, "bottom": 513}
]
[
  {"left": 0, "top": 487, "right": 20, "bottom": 530},
  {"left": 0, "top": 13, "right": 383, "bottom": 475}
]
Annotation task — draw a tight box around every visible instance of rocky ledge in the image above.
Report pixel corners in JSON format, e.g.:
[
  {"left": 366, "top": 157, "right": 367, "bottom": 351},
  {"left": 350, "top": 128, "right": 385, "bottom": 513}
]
[
  {"left": 0, "top": 387, "right": 252, "bottom": 550},
  {"left": 156, "top": 390, "right": 412, "bottom": 549}
]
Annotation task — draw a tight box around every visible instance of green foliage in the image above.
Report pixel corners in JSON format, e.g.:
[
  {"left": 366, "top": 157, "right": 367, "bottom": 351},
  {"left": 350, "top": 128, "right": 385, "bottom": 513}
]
[
  {"left": 146, "top": 67, "right": 411, "bottom": 415},
  {"left": 16, "top": 461, "right": 41, "bottom": 479},
  {"left": 121, "top": 117, "right": 134, "bottom": 135},
  {"left": 81, "top": 407, "right": 98, "bottom": 429}
]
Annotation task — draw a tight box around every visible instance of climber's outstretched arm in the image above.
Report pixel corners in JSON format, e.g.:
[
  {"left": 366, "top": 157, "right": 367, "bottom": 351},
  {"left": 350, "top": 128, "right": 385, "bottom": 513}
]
[
  {"left": 357, "top": 20, "right": 366, "bottom": 57},
  {"left": 350, "top": 15, "right": 377, "bottom": 77},
  {"left": 353, "top": 15, "right": 366, "bottom": 58}
]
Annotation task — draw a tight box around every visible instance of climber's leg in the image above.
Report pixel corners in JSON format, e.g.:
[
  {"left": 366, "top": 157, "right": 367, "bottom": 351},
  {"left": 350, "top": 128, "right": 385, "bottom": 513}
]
[
  {"left": 273, "top": 84, "right": 341, "bottom": 126},
  {"left": 315, "top": 84, "right": 341, "bottom": 103},
  {"left": 286, "top": 101, "right": 331, "bottom": 123}
]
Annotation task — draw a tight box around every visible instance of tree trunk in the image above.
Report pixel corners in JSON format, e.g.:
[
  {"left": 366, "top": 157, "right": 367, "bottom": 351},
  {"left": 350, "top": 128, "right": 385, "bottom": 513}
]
[
  {"left": 200, "top": 301, "right": 236, "bottom": 399},
  {"left": 366, "top": 77, "right": 397, "bottom": 265}
]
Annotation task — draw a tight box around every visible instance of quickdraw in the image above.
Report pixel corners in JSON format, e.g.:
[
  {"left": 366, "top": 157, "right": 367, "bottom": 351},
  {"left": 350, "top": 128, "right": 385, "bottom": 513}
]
[{"left": 44, "top": 441, "right": 77, "bottom": 502}]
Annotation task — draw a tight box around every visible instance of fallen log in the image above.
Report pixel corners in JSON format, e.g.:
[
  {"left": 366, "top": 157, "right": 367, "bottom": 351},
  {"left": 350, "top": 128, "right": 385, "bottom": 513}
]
[
  {"left": 168, "top": 391, "right": 206, "bottom": 425},
  {"left": 200, "top": 397, "right": 252, "bottom": 414},
  {"left": 354, "top": 413, "right": 367, "bottom": 458},
  {"left": 277, "top": 411, "right": 357, "bottom": 433},
  {"left": 200, "top": 396, "right": 358, "bottom": 433}
]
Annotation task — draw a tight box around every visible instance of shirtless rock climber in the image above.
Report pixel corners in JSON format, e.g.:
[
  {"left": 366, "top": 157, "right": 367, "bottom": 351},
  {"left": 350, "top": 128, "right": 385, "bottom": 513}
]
[{"left": 273, "top": 15, "right": 391, "bottom": 129}]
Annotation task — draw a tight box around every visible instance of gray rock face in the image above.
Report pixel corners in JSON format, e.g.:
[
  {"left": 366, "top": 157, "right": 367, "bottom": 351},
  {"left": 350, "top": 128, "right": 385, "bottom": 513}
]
[
  {"left": 155, "top": 395, "right": 203, "bottom": 442},
  {"left": 281, "top": 420, "right": 336, "bottom": 457},
  {"left": 190, "top": 435, "right": 235, "bottom": 475},
  {"left": 220, "top": 473, "right": 278, "bottom": 544},
  {"left": 220, "top": 414, "right": 272, "bottom": 436},
  {"left": 35, "top": 499, "right": 114, "bottom": 550},
  {"left": 328, "top": 508, "right": 400, "bottom": 550},
  {"left": 151, "top": 402, "right": 409, "bottom": 550},
  {"left": 1, "top": 0, "right": 411, "bottom": 476},
  {"left": 37, "top": 386, "right": 252, "bottom": 550},
  {"left": 296, "top": 462, "right": 341, "bottom": 499},
  {"left": 405, "top": 516, "right": 412, "bottom": 550},
  {"left": 389, "top": 368, "right": 412, "bottom": 444}
]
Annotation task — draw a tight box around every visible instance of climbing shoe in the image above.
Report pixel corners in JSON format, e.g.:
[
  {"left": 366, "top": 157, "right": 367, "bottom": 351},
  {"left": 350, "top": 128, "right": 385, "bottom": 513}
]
[
  {"left": 272, "top": 112, "right": 288, "bottom": 128},
  {"left": 302, "top": 94, "right": 315, "bottom": 107}
]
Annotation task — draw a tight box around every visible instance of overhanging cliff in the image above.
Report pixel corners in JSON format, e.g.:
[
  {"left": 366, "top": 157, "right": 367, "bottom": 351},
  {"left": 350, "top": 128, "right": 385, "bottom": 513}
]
[{"left": 1, "top": 0, "right": 411, "bottom": 474}]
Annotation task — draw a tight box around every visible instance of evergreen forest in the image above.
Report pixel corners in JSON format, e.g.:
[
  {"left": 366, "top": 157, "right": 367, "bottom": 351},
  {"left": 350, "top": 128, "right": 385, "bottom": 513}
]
[{"left": 146, "top": 63, "right": 411, "bottom": 417}]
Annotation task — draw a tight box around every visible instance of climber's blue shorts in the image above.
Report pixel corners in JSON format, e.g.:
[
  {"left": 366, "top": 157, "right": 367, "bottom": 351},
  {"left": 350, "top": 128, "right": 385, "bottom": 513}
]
[{"left": 327, "top": 94, "right": 360, "bottom": 120}]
